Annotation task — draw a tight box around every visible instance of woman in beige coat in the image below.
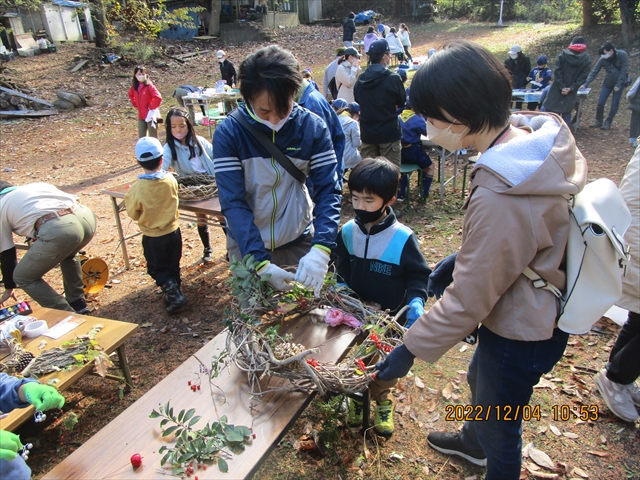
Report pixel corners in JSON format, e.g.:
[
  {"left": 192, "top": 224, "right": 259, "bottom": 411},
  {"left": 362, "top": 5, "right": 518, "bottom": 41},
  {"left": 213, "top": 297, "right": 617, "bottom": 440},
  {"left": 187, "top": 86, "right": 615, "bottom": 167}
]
[
  {"left": 594, "top": 147, "right": 640, "bottom": 422},
  {"left": 374, "top": 41, "right": 587, "bottom": 479},
  {"left": 334, "top": 47, "right": 361, "bottom": 103}
]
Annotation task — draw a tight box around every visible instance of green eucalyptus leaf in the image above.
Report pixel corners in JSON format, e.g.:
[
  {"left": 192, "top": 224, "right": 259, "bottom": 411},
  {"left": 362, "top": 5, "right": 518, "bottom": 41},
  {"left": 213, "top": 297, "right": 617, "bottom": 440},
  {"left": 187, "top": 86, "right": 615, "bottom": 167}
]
[{"left": 218, "top": 457, "right": 229, "bottom": 473}]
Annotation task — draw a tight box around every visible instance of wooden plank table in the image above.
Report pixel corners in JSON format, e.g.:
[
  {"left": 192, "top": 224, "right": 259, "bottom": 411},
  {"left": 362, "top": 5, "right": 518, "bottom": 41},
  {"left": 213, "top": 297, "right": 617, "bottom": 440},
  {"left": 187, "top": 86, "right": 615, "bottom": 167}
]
[
  {"left": 43, "top": 314, "right": 358, "bottom": 479},
  {"left": 511, "top": 88, "right": 590, "bottom": 130},
  {"left": 0, "top": 307, "right": 139, "bottom": 432},
  {"left": 102, "top": 183, "right": 224, "bottom": 269}
]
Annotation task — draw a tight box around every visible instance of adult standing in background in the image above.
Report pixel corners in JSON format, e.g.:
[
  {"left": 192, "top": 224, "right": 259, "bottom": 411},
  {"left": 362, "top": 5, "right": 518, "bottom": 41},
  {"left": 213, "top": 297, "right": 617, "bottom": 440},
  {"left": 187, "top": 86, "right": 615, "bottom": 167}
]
[
  {"left": 0, "top": 181, "right": 97, "bottom": 313},
  {"left": 542, "top": 36, "right": 592, "bottom": 129},
  {"left": 594, "top": 146, "right": 640, "bottom": 422},
  {"left": 354, "top": 39, "right": 406, "bottom": 168},
  {"left": 504, "top": 45, "right": 531, "bottom": 110},
  {"left": 217, "top": 50, "right": 237, "bottom": 87},
  {"left": 342, "top": 12, "right": 356, "bottom": 48},
  {"left": 581, "top": 42, "right": 629, "bottom": 130},
  {"left": 398, "top": 23, "right": 413, "bottom": 63},
  {"left": 335, "top": 47, "right": 361, "bottom": 103},
  {"left": 322, "top": 47, "right": 346, "bottom": 101}
]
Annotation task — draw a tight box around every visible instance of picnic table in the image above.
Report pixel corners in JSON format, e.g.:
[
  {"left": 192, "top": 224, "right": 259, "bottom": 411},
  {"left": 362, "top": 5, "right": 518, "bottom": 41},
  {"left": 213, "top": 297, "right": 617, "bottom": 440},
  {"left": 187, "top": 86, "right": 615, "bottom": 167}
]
[
  {"left": 182, "top": 91, "right": 242, "bottom": 137},
  {"left": 43, "top": 313, "right": 359, "bottom": 479},
  {"left": 0, "top": 307, "right": 139, "bottom": 432},
  {"left": 102, "top": 182, "right": 224, "bottom": 269},
  {"left": 511, "top": 88, "right": 591, "bottom": 130}
]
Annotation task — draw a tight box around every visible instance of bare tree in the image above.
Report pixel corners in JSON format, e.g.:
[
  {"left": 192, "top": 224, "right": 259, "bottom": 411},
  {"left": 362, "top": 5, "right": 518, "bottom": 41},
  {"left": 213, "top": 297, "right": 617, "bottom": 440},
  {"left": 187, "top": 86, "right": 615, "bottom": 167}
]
[
  {"left": 619, "top": 0, "right": 638, "bottom": 47},
  {"left": 582, "top": 0, "right": 593, "bottom": 26},
  {"left": 209, "top": 0, "right": 221, "bottom": 37},
  {"left": 89, "top": 0, "right": 108, "bottom": 48}
]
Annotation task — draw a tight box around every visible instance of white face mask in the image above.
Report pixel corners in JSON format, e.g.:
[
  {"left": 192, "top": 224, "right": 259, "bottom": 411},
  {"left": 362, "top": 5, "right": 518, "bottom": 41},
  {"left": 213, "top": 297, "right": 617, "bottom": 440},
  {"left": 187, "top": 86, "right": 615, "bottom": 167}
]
[
  {"left": 136, "top": 74, "right": 146, "bottom": 82},
  {"left": 601, "top": 53, "right": 612, "bottom": 59},
  {"left": 250, "top": 104, "right": 291, "bottom": 132},
  {"left": 509, "top": 53, "right": 518, "bottom": 59},
  {"left": 218, "top": 58, "right": 225, "bottom": 63},
  {"left": 426, "top": 121, "right": 468, "bottom": 152},
  {"left": 173, "top": 132, "right": 187, "bottom": 140}
]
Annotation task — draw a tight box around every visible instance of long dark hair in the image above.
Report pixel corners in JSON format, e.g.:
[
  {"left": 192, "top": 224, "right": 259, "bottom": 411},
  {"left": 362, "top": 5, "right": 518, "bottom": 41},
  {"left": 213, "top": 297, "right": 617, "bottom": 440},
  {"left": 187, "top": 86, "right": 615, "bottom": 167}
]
[
  {"left": 132, "top": 66, "right": 148, "bottom": 89},
  {"left": 400, "top": 23, "right": 410, "bottom": 33},
  {"left": 165, "top": 107, "right": 203, "bottom": 160}
]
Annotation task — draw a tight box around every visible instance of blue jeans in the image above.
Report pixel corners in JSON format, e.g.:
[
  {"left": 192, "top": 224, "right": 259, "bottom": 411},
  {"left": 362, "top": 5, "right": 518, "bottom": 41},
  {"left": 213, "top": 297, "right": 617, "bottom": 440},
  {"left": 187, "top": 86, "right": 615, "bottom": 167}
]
[
  {"left": 460, "top": 326, "right": 569, "bottom": 479},
  {"left": 596, "top": 84, "right": 623, "bottom": 123}
]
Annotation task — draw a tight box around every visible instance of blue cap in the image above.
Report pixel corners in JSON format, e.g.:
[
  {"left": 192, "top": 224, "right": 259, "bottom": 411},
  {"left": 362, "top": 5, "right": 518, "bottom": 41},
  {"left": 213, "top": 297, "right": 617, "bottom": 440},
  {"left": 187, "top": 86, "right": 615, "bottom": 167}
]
[
  {"left": 332, "top": 98, "right": 348, "bottom": 110},
  {"left": 397, "top": 68, "right": 407, "bottom": 81},
  {"left": 537, "top": 55, "right": 548, "bottom": 65},
  {"left": 369, "top": 39, "right": 390, "bottom": 56},
  {"left": 378, "top": 24, "right": 384, "bottom": 32},
  {"left": 347, "top": 102, "right": 360, "bottom": 114}
]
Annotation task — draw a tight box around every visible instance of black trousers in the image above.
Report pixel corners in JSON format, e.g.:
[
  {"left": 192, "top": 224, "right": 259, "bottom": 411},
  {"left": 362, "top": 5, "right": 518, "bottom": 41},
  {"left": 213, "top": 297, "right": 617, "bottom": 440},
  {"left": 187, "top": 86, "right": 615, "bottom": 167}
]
[
  {"left": 142, "top": 229, "right": 182, "bottom": 287},
  {"left": 607, "top": 311, "right": 640, "bottom": 385}
]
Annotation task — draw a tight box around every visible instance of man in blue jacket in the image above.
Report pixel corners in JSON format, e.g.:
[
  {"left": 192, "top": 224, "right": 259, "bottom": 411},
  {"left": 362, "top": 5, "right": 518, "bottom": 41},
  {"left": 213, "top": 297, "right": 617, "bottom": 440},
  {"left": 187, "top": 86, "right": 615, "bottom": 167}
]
[{"left": 213, "top": 46, "right": 342, "bottom": 297}]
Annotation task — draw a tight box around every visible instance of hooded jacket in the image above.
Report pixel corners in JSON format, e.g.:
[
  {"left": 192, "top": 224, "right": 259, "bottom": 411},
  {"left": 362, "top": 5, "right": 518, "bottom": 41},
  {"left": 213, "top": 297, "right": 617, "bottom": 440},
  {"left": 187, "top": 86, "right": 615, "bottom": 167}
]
[
  {"left": 363, "top": 33, "right": 379, "bottom": 53},
  {"left": 617, "top": 148, "right": 639, "bottom": 314},
  {"left": 583, "top": 49, "right": 629, "bottom": 90},
  {"left": 213, "top": 104, "right": 342, "bottom": 263},
  {"left": 219, "top": 59, "right": 237, "bottom": 87},
  {"left": 335, "top": 61, "right": 360, "bottom": 103},
  {"left": 404, "top": 112, "right": 588, "bottom": 363},
  {"left": 338, "top": 111, "right": 361, "bottom": 169},
  {"left": 505, "top": 54, "right": 531, "bottom": 89},
  {"left": 354, "top": 64, "right": 406, "bottom": 144},
  {"left": 342, "top": 17, "right": 356, "bottom": 41},
  {"left": 543, "top": 48, "right": 591, "bottom": 114}
]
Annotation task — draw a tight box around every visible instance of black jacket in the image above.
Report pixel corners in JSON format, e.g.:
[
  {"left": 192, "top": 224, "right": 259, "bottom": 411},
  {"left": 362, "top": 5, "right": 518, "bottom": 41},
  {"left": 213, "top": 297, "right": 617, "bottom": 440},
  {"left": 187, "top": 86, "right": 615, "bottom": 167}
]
[
  {"left": 342, "top": 18, "right": 356, "bottom": 41},
  {"left": 584, "top": 49, "right": 629, "bottom": 89},
  {"left": 504, "top": 54, "right": 531, "bottom": 89},
  {"left": 543, "top": 48, "right": 591, "bottom": 114},
  {"left": 354, "top": 64, "right": 406, "bottom": 144},
  {"left": 219, "top": 59, "right": 237, "bottom": 87},
  {"left": 336, "top": 208, "right": 430, "bottom": 316}
]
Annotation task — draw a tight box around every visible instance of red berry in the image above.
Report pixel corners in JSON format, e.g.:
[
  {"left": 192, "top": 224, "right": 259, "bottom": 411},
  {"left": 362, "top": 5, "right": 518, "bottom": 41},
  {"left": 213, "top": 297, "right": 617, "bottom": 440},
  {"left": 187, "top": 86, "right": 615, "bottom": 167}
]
[
  {"left": 188, "top": 381, "right": 191, "bottom": 385},
  {"left": 130, "top": 453, "right": 142, "bottom": 468},
  {"left": 203, "top": 465, "right": 207, "bottom": 470},
  {"left": 195, "top": 477, "right": 199, "bottom": 480},
  {"left": 197, "top": 385, "right": 201, "bottom": 390},
  {"left": 252, "top": 433, "right": 256, "bottom": 439}
]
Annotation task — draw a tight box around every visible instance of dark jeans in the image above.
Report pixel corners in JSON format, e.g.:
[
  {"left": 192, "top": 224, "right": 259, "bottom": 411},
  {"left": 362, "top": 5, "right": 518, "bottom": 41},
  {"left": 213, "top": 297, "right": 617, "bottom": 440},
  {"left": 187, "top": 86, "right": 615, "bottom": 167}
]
[
  {"left": 142, "top": 229, "right": 182, "bottom": 287},
  {"left": 630, "top": 111, "right": 640, "bottom": 140},
  {"left": 607, "top": 311, "right": 640, "bottom": 385},
  {"left": 596, "top": 84, "right": 623, "bottom": 123},
  {"left": 460, "top": 326, "right": 569, "bottom": 479}
]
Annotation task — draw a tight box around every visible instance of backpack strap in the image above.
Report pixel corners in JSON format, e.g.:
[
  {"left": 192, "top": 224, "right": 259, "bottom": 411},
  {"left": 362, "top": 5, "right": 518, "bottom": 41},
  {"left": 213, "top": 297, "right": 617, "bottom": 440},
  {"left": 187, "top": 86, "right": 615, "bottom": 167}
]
[
  {"left": 522, "top": 266, "right": 563, "bottom": 299},
  {"left": 229, "top": 109, "right": 306, "bottom": 184}
]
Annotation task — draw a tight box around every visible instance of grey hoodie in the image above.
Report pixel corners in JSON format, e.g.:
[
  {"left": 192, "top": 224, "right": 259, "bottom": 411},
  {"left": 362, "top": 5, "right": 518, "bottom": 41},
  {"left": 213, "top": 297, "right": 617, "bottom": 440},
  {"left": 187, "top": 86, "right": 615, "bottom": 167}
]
[{"left": 543, "top": 48, "right": 592, "bottom": 114}]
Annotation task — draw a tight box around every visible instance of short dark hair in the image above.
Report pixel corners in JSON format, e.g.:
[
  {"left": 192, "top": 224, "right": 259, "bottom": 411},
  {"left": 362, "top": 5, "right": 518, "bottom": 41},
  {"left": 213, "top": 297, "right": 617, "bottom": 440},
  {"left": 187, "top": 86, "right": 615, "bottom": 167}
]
[
  {"left": 348, "top": 12, "right": 355, "bottom": 19},
  {"left": 0, "top": 180, "right": 14, "bottom": 191},
  {"left": 348, "top": 157, "right": 399, "bottom": 203},
  {"left": 601, "top": 41, "right": 615, "bottom": 53},
  {"left": 410, "top": 40, "right": 512, "bottom": 134},
  {"left": 367, "top": 26, "right": 374, "bottom": 33},
  {"left": 137, "top": 157, "right": 162, "bottom": 170},
  {"left": 571, "top": 36, "right": 586, "bottom": 45},
  {"left": 390, "top": 27, "right": 396, "bottom": 33},
  {"left": 239, "top": 45, "right": 302, "bottom": 119}
]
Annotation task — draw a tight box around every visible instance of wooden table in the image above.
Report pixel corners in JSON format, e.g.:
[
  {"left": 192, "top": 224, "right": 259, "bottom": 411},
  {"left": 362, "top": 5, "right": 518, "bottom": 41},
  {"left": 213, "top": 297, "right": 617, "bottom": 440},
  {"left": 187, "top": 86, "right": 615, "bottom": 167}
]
[
  {"left": 0, "top": 307, "right": 139, "bottom": 432},
  {"left": 511, "top": 88, "right": 590, "bottom": 130},
  {"left": 43, "top": 314, "right": 358, "bottom": 479},
  {"left": 182, "top": 91, "right": 241, "bottom": 137},
  {"left": 102, "top": 183, "right": 224, "bottom": 269}
]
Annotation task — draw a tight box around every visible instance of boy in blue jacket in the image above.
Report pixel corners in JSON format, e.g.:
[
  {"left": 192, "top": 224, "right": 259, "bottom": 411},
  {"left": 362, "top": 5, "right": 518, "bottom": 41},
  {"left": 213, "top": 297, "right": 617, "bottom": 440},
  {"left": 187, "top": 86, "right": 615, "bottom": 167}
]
[
  {"left": 398, "top": 102, "right": 434, "bottom": 199},
  {"left": 336, "top": 157, "right": 431, "bottom": 434},
  {"left": 526, "top": 55, "right": 553, "bottom": 110}
]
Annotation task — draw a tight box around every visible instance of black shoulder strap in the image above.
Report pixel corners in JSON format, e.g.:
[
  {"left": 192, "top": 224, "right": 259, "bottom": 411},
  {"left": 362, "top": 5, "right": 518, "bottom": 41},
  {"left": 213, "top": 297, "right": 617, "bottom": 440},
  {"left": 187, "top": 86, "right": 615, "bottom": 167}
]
[{"left": 229, "top": 109, "right": 306, "bottom": 183}]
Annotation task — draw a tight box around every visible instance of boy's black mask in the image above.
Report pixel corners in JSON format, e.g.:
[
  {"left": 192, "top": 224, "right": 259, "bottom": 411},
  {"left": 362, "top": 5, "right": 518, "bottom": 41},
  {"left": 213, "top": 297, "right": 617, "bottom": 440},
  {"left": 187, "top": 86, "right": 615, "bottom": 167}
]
[{"left": 354, "top": 206, "right": 386, "bottom": 224}]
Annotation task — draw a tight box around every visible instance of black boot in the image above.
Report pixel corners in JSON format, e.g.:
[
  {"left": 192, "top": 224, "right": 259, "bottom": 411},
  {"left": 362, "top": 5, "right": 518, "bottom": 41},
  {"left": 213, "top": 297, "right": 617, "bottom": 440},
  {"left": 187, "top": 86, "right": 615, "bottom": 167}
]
[
  {"left": 197, "top": 226, "right": 213, "bottom": 264},
  {"left": 161, "top": 278, "right": 187, "bottom": 314}
]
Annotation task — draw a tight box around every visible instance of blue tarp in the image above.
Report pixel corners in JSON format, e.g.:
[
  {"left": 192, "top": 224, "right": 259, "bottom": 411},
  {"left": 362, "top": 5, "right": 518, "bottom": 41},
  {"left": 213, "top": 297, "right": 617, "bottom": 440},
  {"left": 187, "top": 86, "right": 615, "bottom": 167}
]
[
  {"left": 354, "top": 10, "right": 377, "bottom": 24},
  {"left": 159, "top": 3, "right": 198, "bottom": 41},
  {"left": 52, "top": 0, "right": 89, "bottom": 8}
]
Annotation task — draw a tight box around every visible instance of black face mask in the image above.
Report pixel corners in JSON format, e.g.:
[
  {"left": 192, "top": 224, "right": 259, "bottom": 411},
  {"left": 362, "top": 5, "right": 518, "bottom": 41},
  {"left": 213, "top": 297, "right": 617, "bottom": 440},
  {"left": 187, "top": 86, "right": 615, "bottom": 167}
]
[{"left": 354, "top": 206, "right": 386, "bottom": 224}]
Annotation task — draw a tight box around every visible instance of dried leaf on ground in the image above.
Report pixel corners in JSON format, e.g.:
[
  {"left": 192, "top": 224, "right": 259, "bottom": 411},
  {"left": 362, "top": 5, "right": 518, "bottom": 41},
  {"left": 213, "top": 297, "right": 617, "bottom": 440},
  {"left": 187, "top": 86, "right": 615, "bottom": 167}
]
[
  {"left": 571, "top": 466, "right": 590, "bottom": 478},
  {"left": 414, "top": 376, "right": 424, "bottom": 389},
  {"left": 587, "top": 450, "right": 610, "bottom": 457},
  {"left": 549, "top": 425, "right": 561, "bottom": 436},
  {"left": 442, "top": 382, "right": 453, "bottom": 400},
  {"left": 562, "top": 432, "right": 579, "bottom": 439},
  {"left": 529, "top": 445, "right": 555, "bottom": 470}
]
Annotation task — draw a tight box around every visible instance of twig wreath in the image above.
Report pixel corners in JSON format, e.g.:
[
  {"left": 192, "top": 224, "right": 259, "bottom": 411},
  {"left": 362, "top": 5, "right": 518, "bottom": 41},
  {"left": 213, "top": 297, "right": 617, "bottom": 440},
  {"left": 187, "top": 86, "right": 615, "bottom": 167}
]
[
  {"left": 220, "top": 255, "right": 407, "bottom": 397},
  {"left": 176, "top": 173, "right": 218, "bottom": 201}
]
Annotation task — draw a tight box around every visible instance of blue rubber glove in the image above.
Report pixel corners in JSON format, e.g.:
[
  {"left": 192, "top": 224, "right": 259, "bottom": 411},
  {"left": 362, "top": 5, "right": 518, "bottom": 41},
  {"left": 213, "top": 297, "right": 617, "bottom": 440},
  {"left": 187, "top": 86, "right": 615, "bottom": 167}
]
[
  {"left": 406, "top": 297, "right": 424, "bottom": 328},
  {"left": 427, "top": 252, "right": 457, "bottom": 299},
  {"left": 375, "top": 344, "right": 416, "bottom": 381}
]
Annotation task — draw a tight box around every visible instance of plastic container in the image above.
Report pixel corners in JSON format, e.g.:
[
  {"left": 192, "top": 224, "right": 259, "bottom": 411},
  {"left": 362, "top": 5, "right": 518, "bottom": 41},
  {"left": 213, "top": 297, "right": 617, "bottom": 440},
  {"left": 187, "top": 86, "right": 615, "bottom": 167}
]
[{"left": 24, "top": 320, "right": 48, "bottom": 338}]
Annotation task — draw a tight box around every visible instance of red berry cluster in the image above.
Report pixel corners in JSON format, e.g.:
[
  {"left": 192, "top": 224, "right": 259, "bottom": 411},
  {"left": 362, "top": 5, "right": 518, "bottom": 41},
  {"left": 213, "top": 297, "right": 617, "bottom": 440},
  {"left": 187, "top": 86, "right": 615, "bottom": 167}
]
[
  {"left": 356, "top": 358, "right": 366, "bottom": 370},
  {"left": 369, "top": 332, "right": 392, "bottom": 353},
  {"left": 306, "top": 358, "right": 320, "bottom": 369},
  {"left": 185, "top": 461, "right": 208, "bottom": 478},
  {"left": 187, "top": 380, "right": 201, "bottom": 392}
]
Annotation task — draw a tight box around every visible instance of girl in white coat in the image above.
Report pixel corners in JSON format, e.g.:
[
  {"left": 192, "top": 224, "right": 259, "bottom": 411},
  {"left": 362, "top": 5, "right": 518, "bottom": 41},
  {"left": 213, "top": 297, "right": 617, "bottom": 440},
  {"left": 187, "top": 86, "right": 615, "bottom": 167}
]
[{"left": 335, "top": 47, "right": 361, "bottom": 103}]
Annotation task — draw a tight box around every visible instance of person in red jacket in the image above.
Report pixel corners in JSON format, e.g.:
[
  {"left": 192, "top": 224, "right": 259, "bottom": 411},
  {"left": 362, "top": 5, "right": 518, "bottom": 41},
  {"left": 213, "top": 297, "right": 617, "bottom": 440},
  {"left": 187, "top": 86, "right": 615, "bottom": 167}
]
[{"left": 128, "top": 66, "right": 162, "bottom": 138}]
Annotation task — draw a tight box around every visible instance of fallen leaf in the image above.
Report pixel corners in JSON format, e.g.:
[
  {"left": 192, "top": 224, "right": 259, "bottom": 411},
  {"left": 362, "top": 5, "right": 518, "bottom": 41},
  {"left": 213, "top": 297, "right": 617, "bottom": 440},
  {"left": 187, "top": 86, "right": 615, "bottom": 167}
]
[
  {"left": 527, "top": 470, "right": 559, "bottom": 479},
  {"left": 571, "top": 466, "right": 590, "bottom": 478},
  {"left": 529, "top": 445, "right": 555, "bottom": 470},
  {"left": 534, "top": 378, "right": 556, "bottom": 390},
  {"left": 549, "top": 425, "right": 561, "bottom": 436},
  {"left": 522, "top": 442, "right": 532, "bottom": 458},
  {"left": 111, "top": 279, "right": 121, "bottom": 284},
  {"left": 414, "top": 376, "right": 424, "bottom": 389},
  {"left": 587, "top": 450, "right": 609, "bottom": 457},
  {"left": 140, "top": 322, "right": 153, "bottom": 328},
  {"left": 94, "top": 352, "right": 114, "bottom": 377},
  {"left": 537, "top": 426, "right": 548, "bottom": 434},
  {"left": 442, "top": 382, "right": 453, "bottom": 400},
  {"left": 459, "top": 344, "right": 469, "bottom": 352},
  {"left": 562, "top": 432, "right": 579, "bottom": 439}
]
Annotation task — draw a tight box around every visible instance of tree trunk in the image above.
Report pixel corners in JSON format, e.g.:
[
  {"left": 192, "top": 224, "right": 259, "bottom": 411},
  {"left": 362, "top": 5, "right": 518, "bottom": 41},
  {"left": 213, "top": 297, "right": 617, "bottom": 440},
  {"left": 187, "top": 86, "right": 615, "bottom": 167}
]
[
  {"left": 89, "top": 0, "right": 109, "bottom": 48},
  {"left": 619, "top": 0, "right": 638, "bottom": 47},
  {"left": 582, "top": 0, "right": 593, "bottom": 27},
  {"left": 209, "top": 0, "right": 222, "bottom": 37},
  {"left": 392, "top": 0, "right": 402, "bottom": 18}
]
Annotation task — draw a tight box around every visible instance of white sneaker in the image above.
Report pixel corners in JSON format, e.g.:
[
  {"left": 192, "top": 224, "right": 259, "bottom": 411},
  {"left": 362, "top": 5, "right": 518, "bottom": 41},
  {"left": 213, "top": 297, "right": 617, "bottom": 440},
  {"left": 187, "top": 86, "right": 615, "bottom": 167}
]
[
  {"left": 626, "top": 382, "right": 640, "bottom": 408},
  {"left": 594, "top": 369, "right": 639, "bottom": 422}
]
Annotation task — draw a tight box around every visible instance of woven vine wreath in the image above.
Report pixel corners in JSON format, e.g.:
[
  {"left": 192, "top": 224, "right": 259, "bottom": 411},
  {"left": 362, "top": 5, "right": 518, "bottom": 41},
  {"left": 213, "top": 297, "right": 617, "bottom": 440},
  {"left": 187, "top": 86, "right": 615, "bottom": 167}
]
[
  {"left": 221, "top": 255, "right": 407, "bottom": 396},
  {"left": 176, "top": 173, "right": 218, "bottom": 201}
]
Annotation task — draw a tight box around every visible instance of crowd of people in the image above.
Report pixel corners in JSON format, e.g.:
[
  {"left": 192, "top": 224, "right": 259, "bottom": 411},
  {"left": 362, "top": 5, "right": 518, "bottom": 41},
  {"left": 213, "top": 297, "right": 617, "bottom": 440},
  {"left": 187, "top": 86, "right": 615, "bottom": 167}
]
[{"left": 0, "top": 21, "right": 638, "bottom": 480}]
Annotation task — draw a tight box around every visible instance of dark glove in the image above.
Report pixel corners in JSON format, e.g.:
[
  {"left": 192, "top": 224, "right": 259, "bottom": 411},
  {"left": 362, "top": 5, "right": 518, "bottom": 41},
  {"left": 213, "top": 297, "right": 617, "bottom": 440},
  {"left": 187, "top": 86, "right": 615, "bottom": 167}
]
[
  {"left": 374, "top": 344, "right": 415, "bottom": 382},
  {"left": 427, "top": 252, "right": 457, "bottom": 299}
]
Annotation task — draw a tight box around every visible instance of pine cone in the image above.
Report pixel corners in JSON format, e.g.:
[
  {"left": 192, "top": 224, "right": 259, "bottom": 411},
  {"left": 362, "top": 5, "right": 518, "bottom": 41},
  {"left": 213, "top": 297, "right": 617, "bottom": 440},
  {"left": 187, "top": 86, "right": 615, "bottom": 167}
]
[{"left": 6, "top": 340, "right": 35, "bottom": 373}]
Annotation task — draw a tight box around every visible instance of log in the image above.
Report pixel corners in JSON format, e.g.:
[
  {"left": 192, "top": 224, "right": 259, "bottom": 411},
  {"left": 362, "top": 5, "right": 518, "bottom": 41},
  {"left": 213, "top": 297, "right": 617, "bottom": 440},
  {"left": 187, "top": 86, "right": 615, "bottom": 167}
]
[
  {"left": 9, "top": 96, "right": 24, "bottom": 106},
  {"left": 0, "top": 109, "right": 58, "bottom": 118},
  {"left": 56, "top": 90, "right": 83, "bottom": 107},
  {"left": 0, "top": 86, "right": 53, "bottom": 107},
  {"left": 53, "top": 99, "right": 75, "bottom": 110},
  {"left": 70, "top": 59, "right": 89, "bottom": 73},
  {"left": 0, "top": 99, "right": 9, "bottom": 109}
]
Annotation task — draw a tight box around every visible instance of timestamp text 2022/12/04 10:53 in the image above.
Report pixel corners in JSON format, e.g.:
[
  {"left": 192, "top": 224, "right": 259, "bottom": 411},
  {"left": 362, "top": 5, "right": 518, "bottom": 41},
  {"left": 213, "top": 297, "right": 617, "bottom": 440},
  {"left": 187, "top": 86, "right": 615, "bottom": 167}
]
[{"left": 444, "top": 404, "right": 600, "bottom": 422}]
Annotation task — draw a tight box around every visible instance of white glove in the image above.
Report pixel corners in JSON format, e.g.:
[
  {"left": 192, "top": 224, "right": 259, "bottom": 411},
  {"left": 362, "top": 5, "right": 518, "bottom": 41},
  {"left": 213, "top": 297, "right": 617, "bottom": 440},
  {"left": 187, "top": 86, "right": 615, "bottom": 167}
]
[
  {"left": 294, "top": 247, "right": 330, "bottom": 297},
  {"left": 257, "top": 262, "right": 295, "bottom": 291},
  {"left": 145, "top": 108, "right": 161, "bottom": 128}
]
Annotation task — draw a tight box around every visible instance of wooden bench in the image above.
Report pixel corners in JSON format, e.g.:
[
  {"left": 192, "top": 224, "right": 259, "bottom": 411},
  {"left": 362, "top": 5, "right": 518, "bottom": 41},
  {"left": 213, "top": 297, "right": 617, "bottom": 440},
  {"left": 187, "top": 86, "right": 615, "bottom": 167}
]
[
  {"left": 43, "top": 314, "right": 358, "bottom": 479},
  {"left": 0, "top": 307, "right": 139, "bottom": 432}
]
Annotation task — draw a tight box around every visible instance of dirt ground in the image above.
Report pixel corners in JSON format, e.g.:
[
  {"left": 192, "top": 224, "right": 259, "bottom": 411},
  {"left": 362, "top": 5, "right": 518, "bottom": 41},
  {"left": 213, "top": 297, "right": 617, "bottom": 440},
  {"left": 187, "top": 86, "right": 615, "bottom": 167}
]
[{"left": 0, "top": 20, "right": 638, "bottom": 479}]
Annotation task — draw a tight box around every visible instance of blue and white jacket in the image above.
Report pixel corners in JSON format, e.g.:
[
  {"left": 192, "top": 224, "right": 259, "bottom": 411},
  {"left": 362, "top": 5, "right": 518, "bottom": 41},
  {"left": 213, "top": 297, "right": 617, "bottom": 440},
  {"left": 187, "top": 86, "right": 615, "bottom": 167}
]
[
  {"left": 162, "top": 135, "right": 215, "bottom": 177},
  {"left": 213, "top": 104, "right": 342, "bottom": 262},
  {"left": 336, "top": 208, "right": 430, "bottom": 315}
]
